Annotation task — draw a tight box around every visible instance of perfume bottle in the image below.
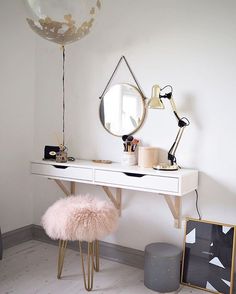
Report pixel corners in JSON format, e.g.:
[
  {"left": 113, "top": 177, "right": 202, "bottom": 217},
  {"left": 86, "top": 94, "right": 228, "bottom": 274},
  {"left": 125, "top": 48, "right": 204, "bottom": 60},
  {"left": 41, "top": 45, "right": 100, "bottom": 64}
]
[{"left": 56, "top": 144, "right": 68, "bottom": 163}]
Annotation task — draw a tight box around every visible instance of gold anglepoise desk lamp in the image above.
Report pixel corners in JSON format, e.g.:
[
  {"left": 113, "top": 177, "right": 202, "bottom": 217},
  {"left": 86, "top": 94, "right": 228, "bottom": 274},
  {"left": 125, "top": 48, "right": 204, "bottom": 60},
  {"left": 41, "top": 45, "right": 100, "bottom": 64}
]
[{"left": 148, "top": 85, "right": 190, "bottom": 171}]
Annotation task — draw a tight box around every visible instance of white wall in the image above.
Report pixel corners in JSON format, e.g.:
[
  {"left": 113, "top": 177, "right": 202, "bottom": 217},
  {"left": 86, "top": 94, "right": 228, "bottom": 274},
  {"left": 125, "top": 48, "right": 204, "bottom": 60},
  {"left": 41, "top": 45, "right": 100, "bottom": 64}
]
[
  {"left": 0, "top": 1, "right": 35, "bottom": 232},
  {"left": 18, "top": 0, "right": 236, "bottom": 250}
]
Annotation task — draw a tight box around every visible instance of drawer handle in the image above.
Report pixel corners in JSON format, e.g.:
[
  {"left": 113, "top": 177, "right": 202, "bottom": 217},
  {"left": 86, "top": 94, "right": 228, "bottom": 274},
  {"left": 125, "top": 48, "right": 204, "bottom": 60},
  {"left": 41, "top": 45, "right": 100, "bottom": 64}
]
[
  {"left": 123, "top": 172, "right": 146, "bottom": 178},
  {"left": 53, "top": 165, "right": 69, "bottom": 169}
]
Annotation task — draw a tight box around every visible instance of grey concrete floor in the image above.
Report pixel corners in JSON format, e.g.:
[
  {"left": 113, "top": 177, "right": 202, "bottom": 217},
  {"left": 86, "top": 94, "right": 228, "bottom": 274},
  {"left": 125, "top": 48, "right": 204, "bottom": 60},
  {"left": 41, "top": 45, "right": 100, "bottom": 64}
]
[{"left": 0, "top": 240, "right": 206, "bottom": 294}]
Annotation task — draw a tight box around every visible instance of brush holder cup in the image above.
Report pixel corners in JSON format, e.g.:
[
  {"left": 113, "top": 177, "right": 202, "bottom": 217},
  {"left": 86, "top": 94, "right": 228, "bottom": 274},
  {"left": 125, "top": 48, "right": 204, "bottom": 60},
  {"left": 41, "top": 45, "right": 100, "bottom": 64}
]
[{"left": 122, "top": 152, "right": 137, "bottom": 166}]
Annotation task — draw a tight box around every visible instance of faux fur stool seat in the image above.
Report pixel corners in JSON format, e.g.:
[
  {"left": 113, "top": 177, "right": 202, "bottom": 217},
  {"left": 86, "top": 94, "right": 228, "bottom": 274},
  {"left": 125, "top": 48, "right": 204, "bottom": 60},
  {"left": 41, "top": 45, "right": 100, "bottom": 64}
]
[
  {"left": 42, "top": 195, "right": 119, "bottom": 242},
  {"left": 42, "top": 195, "right": 119, "bottom": 291}
]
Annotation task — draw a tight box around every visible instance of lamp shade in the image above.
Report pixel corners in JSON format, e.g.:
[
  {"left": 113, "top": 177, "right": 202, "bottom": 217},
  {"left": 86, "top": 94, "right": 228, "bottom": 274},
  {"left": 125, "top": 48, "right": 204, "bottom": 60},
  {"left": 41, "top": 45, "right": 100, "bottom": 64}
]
[
  {"left": 147, "top": 85, "right": 164, "bottom": 109},
  {"left": 24, "top": 0, "right": 102, "bottom": 45}
]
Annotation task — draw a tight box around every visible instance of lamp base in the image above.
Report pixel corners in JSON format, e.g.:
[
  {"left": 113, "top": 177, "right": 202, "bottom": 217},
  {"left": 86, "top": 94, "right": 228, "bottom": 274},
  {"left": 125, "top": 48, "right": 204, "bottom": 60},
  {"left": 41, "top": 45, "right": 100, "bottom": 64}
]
[{"left": 153, "top": 163, "right": 179, "bottom": 171}]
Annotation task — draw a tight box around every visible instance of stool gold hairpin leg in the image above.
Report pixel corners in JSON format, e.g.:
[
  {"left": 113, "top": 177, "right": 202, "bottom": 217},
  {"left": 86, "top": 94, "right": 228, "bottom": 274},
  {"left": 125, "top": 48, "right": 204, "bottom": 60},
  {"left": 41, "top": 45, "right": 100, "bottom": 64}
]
[
  {"left": 79, "top": 241, "right": 94, "bottom": 291},
  {"left": 93, "top": 240, "right": 100, "bottom": 272},
  {"left": 57, "top": 240, "right": 68, "bottom": 279}
]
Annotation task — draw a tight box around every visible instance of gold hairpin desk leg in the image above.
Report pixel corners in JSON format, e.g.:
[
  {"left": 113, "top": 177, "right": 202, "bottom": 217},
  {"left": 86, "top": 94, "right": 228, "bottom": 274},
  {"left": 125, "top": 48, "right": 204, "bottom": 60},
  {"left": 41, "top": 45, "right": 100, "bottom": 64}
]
[
  {"left": 93, "top": 240, "right": 100, "bottom": 272},
  {"left": 57, "top": 240, "right": 68, "bottom": 279},
  {"left": 79, "top": 241, "right": 94, "bottom": 291}
]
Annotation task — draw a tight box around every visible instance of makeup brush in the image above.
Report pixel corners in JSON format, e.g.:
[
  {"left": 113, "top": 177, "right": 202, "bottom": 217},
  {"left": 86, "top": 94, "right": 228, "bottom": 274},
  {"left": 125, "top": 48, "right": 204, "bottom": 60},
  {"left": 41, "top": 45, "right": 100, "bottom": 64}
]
[
  {"left": 127, "top": 135, "right": 133, "bottom": 142},
  {"left": 126, "top": 135, "right": 133, "bottom": 152},
  {"left": 122, "top": 135, "right": 128, "bottom": 142},
  {"left": 132, "top": 138, "right": 139, "bottom": 145},
  {"left": 131, "top": 139, "right": 140, "bottom": 152},
  {"left": 122, "top": 135, "right": 128, "bottom": 151}
]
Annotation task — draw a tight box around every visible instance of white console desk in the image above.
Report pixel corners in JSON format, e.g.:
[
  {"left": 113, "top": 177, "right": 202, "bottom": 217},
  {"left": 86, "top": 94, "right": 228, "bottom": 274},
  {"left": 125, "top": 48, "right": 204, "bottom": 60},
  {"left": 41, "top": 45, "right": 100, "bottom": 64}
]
[{"left": 31, "top": 159, "right": 198, "bottom": 228}]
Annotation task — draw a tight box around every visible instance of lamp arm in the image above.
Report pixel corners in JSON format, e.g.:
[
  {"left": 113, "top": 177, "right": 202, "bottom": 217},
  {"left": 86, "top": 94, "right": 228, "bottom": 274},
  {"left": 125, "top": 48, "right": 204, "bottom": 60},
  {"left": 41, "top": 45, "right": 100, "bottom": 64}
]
[
  {"left": 168, "top": 102, "right": 189, "bottom": 166},
  {"left": 167, "top": 127, "right": 185, "bottom": 165},
  {"left": 170, "top": 97, "right": 189, "bottom": 127},
  {"left": 160, "top": 88, "right": 189, "bottom": 128},
  {"left": 159, "top": 90, "right": 190, "bottom": 166},
  {"left": 169, "top": 96, "right": 177, "bottom": 112}
]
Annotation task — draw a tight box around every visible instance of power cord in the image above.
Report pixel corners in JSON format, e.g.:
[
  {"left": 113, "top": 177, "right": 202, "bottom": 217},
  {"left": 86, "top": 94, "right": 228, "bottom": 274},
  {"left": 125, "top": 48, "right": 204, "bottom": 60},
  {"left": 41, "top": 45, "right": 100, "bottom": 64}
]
[{"left": 195, "top": 189, "right": 201, "bottom": 220}]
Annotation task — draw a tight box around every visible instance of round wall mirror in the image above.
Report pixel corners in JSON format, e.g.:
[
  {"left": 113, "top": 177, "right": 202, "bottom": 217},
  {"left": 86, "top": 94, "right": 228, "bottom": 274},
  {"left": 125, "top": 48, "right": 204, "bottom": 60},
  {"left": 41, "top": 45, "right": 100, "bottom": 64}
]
[{"left": 99, "top": 84, "right": 146, "bottom": 137}]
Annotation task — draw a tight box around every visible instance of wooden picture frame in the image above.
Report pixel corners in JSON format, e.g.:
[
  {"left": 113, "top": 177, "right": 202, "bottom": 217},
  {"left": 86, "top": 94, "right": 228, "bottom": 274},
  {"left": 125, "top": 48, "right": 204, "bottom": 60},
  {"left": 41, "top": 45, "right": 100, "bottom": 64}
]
[{"left": 181, "top": 218, "right": 236, "bottom": 294}]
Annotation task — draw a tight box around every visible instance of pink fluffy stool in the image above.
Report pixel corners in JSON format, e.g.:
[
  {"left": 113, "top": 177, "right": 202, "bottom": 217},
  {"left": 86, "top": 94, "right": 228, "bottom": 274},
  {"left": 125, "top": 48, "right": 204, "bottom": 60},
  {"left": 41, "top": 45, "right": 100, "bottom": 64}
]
[{"left": 42, "top": 195, "right": 119, "bottom": 291}]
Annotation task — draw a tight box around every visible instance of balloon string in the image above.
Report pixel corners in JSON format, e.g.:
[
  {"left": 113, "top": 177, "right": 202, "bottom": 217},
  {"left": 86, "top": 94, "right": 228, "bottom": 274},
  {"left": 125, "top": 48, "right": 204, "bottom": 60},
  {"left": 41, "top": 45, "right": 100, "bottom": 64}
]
[{"left": 62, "top": 45, "right": 65, "bottom": 146}]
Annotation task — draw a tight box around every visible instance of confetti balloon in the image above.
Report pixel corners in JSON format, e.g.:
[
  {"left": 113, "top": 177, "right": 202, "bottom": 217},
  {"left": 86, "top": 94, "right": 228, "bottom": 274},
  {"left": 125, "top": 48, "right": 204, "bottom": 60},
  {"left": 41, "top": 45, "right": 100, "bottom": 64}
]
[{"left": 25, "top": 0, "right": 102, "bottom": 45}]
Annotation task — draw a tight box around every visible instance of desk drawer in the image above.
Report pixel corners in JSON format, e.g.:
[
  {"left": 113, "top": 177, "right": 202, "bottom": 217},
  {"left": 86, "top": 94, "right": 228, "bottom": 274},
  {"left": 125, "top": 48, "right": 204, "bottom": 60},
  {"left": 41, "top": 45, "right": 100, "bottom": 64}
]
[
  {"left": 94, "top": 170, "right": 179, "bottom": 193},
  {"left": 31, "top": 163, "right": 93, "bottom": 181}
]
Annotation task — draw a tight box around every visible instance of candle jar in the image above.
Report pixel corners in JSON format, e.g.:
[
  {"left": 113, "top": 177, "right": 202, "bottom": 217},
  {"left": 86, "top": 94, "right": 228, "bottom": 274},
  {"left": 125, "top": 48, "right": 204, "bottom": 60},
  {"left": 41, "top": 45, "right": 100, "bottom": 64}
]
[{"left": 138, "top": 147, "right": 158, "bottom": 168}]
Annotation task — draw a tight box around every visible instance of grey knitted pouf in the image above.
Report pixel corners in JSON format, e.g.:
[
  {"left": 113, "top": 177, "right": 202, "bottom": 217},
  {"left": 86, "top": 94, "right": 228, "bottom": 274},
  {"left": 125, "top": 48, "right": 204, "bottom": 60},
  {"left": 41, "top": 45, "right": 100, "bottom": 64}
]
[{"left": 144, "top": 242, "right": 182, "bottom": 293}]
